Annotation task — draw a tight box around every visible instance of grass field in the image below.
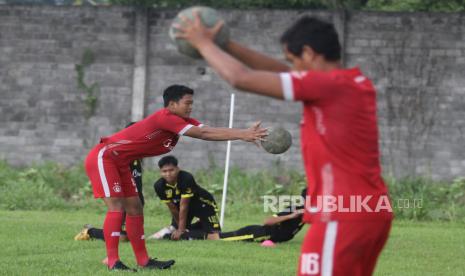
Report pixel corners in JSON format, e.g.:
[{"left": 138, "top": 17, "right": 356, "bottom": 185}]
[{"left": 1, "top": 210, "right": 464, "bottom": 276}]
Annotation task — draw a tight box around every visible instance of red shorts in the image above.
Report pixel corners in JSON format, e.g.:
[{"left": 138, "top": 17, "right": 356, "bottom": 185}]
[
  {"left": 298, "top": 219, "right": 391, "bottom": 276},
  {"left": 84, "top": 143, "right": 139, "bottom": 198}
]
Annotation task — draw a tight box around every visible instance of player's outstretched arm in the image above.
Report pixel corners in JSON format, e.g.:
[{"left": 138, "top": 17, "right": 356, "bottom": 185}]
[
  {"left": 226, "top": 41, "right": 290, "bottom": 72},
  {"left": 263, "top": 211, "right": 301, "bottom": 226},
  {"left": 184, "top": 121, "right": 267, "bottom": 145}
]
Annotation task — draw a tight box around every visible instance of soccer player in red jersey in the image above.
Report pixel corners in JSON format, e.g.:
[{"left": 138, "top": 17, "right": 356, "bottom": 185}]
[
  {"left": 175, "top": 14, "right": 393, "bottom": 276},
  {"left": 84, "top": 84, "right": 267, "bottom": 271}
]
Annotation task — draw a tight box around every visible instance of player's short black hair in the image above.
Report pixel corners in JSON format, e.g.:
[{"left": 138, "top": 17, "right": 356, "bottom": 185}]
[
  {"left": 163, "top": 85, "right": 194, "bottom": 107},
  {"left": 280, "top": 16, "right": 341, "bottom": 61},
  {"left": 158, "top": 155, "right": 178, "bottom": 168}
]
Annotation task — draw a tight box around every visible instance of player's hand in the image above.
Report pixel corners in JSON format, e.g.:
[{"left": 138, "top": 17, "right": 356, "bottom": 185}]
[
  {"left": 242, "top": 121, "right": 268, "bottom": 147},
  {"left": 173, "top": 9, "right": 224, "bottom": 49},
  {"left": 171, "top": 229, "right": 184, "bottom": 241},
  {"left": 291, "top": 209, "right": 304, "bottom": 218}
]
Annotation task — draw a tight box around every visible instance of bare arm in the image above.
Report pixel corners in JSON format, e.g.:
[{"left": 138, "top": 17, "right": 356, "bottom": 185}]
[
  {"left": 166, "top": 202, "right": 179, "bottom": 225},
  {"left": 263, "top": 211, "right": 302, "bottom": 226},
  {"left": 226, "top": 40, "right": 290, "bottom": 72},
  {"left": 171, "top": 198, "right": 190, "bottom": 240},
  {"left": 174, "top": 14, "right": 285, "bottom": 100},
  {"left": 199, "top": 42, "right": 284, "bottom": 99},
  {"left": 177, "top": 197, "right": 190, "bottom": 232},
  {"left": 184, "top": 122, "right": 267, "bottom": 145}
]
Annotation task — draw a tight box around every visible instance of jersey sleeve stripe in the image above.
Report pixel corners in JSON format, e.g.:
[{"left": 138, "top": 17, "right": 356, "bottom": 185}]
[
  {"left": 178, "top": 124, "right": 194, "bottom": 135},
  {"left": 181, "top": 194, "right": 194, "bottom": 198},
  {"left": 280, "top": 73, "right": 294, "bottom": 101}
]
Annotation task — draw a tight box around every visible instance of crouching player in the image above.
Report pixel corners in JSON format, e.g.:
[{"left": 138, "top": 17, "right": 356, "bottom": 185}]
[{"left": 149, "top": 155, "right": 221, "bottom": 241}]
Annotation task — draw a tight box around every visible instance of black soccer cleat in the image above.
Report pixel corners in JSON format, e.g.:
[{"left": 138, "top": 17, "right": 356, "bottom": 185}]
[
  {"left": 109, "top": 260, "right": 137, "bottom": 272},
  {"left": 140, "top": 258, "right": 175, "bottom": 270}
]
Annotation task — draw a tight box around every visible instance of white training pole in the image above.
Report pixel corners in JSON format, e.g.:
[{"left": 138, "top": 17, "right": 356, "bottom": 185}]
[{"left": 220, "top": 93, "right": 235, "bottom": 228}]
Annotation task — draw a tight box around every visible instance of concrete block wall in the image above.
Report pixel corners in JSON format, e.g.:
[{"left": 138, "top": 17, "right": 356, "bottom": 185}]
[
  {"left": 0, "top": 6, "right": 464, "bottom": 179},
  {"left": 345, "top": 11, "right": 465, "bottom": 178},
  {"left": 0, "top": 6, "right": 136, "bottom": 165}
]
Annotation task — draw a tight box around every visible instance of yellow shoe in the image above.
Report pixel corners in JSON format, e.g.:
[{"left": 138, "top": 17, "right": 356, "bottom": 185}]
[{"left": 74, "top": 225, "right": 91, "bottom": 241}]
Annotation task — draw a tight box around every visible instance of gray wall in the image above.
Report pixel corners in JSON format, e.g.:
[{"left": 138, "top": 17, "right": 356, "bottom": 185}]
[{"left": 0, "top": 6, "right": 464, "bottom": 180}]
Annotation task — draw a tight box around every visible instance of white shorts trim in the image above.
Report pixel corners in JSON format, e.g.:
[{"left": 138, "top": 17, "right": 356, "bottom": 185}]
[
  {"left": 97, "top": 146, "right": 111, "bottom": 197},
  {"left": 322, "top": 221, "right": 338, "bottom": 276}
]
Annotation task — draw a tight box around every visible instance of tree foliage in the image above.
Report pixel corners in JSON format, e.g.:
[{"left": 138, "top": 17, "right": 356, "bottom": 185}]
[
  {"left": 108, "top": 0, "right": 464, "bottom": 12},
  {"left": 3, "top": 0, "right": 463, "bottom": 11},
  {"left": 365, "top": 0, "right": 465, "bottom": 12},
  {"left": 109, "top": 0, "right": 327, "bottom": 9}
]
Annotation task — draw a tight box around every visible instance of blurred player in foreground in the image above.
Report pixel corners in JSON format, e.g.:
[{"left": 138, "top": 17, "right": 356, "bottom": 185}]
[{"left": 174, "top": 13, "right": 393, "bottom": 276}]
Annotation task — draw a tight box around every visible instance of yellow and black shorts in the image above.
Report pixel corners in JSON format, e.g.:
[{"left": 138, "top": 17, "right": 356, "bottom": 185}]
[{"left": 186, "top": 195, "right": 221, "bottom": 233}]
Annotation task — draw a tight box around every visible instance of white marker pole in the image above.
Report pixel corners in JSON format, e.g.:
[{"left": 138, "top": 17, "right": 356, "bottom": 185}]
[{"left": 220, "top": 93, "right": 235, "bottom": 228}]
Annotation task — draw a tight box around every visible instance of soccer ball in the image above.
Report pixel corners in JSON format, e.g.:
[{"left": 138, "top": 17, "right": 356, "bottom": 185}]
[{"left": 261, "top": 127, "right": 292, "bottom": 154}]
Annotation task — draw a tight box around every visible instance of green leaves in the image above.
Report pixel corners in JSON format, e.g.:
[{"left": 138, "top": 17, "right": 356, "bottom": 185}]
[
  {"left": 0, "top": 161, "right": 464, "bottom": 223},
  {"left": 386, "top": 176, "right": 465, "bottom": 222},
  {"left": 106, "top": 0, "right": 464, "bottom": 11},
  {"left": 365, "top": 0, "right": 465, "bottom": 12},
  {"left": 0, "top": 161, "right": 93, "bottom": 210},
  {"left": 75, "top": 49, "right": 99, "bottom": 118}
]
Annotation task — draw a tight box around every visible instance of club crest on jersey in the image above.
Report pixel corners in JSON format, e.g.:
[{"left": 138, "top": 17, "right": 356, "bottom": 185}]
[
  {"left": 354, "top": 75, "right": 366, "bottom": 83},
  {"left": 165, "top": 190, "right": 172, "bottom": 198},
  {"left": 113, "top": 182, "right": 122, "bottom": 193},
  {"left": 163, "top": 139, "right": 174, "bottom": 150}
]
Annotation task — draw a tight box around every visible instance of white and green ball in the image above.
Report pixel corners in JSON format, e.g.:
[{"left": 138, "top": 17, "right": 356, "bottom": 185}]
[{"left": 169, "top": 6, "right": 229, "bottom": 59}]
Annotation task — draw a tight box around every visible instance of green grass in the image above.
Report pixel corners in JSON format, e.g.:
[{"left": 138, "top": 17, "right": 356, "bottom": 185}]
[
  {"left": 1, "top": 162, "right": 465, "bottom": 275},
  {"left": 1, "top": 210, "right": 464, "bottom": 276}
]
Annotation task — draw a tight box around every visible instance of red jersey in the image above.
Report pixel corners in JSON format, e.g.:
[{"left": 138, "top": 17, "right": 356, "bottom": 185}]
[
  {"left": 100, "top": 108, "right": 202, "bottom": 164},
  {"left": 280, "top": 68, "right": 393, "bottom": 222}
]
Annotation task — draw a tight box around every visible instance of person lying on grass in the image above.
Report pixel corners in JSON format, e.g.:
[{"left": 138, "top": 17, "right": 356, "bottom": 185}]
[{"left": 154, "top": 188, "right": 307, "bottom": 243}]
